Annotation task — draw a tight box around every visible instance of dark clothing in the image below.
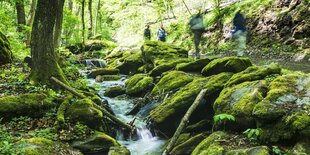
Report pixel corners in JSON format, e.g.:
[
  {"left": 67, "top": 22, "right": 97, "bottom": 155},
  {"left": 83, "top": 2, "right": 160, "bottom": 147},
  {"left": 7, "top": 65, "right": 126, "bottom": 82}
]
[
  {"left": 157, "top": 28, "right": 166, "bottom": 42},
  {"left": 190, "top": 13, "right": 204, "bottom": 58},
  {"left": 144, "top": 28, "right": 151, "bottom": 40},
  {"left": 233, "top": 12, "right": 246, "bottom": 33},
  {"left": 192, "top": 29, "right": 204, "bottom": 54}
]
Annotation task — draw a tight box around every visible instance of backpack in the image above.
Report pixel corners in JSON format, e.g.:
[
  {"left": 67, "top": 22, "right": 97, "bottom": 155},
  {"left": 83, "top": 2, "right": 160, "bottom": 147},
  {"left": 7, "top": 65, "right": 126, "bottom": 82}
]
[{"left": 158, "top": 29, "right": 166, "bottom": 38}]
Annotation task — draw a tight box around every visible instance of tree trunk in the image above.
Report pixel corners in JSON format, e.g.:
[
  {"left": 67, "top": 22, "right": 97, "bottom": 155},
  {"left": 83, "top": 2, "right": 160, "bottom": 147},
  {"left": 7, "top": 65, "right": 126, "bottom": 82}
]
[
  {"left": 81, "top": 0, "right": 86, "bottom": 46},
  {"left": 26, "top": 0, "right": 37, "bottom": 47},
  {"left": 68, "top": 0, "right": 73, "bottom": 11},
  {"left": 88, "top": 0, "right": 93, "bottom": 38},
  {"left": 54, "top": 0, "right": 65, "bottom": 49},
  {"left": 16, "top": 0, "right": 26, "bottom": 32},
  {"left": 94, "top": 0, "right": 100, "bottom": 35},
  {"left": 30, "top": 0, "right": 68, "bottom": 85}
]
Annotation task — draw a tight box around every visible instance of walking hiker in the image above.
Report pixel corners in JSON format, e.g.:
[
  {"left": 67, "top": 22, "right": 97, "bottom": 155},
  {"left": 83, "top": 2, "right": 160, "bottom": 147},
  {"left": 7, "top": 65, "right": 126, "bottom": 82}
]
[
  {"left": 144, "top": 24, "right": 151, "bottom": 40},
  {"left": 232, "top": 10, "right": 247, "bottom": 57},
  {"left": 157, "top": 24, "right": 167, "bottom": 42},
  {"left": 189, "top": 11, "right": 205, "bottom": 59}
]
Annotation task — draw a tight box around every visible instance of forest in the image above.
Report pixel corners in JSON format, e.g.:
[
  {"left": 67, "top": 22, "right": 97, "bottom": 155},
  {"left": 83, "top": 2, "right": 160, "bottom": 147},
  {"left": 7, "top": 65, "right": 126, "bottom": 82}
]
[{"left": 0, "top": 0, "right": 309, "bottom": 154}]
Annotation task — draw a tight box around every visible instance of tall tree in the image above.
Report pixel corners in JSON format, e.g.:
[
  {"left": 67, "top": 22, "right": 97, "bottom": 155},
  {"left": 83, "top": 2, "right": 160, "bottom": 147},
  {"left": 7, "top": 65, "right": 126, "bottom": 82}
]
[
  {"left": 54, "top": 0, "right": 65, "bottom": 49},
  {"left": 15, "top": 0, "right": 26, "bottom": 32},
  {"left": 30, "top": 0, "right": 68, "bottom": 85},
  {"left": 81, "top": 0, "right": 86, "bottom": 45},
  {"left": 26, "top": 0, "right": 37, "bottom": 47},
  {"left": 88, "top": 0, "right": 93, "bottom": 38},
  {"left": 94, "top": 0, "right": 100, "bottom": 35}
]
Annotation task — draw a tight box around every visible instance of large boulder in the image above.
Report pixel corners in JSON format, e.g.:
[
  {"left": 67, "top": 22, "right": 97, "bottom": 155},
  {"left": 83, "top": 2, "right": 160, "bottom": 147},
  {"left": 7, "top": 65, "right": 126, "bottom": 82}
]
[
  {"left": 192, "top": 132, "right": 270, "bottom": 155},
  {"left": 150, "top": 73, "right": 233, "bottom": 135},
  {"left": 225, "top": 63, "right": 281, "bottom": 87},
  {"left": 170, "top": 133, "right": 207, "bottom": 155},
  {"left": 151, "top": 71, "right": 193, "bottom": 96},
  {"left": 125, "top": 74, "right": 154, "bottom": 96},
  {"left": 72, "top": 131, "right": 120, "bottom": 154},
  {"left": 149, "top": 59, "right": 190, "bottom": 77},
  {"left": 201, "top": 57, "right": 252, "bottom": 76},
  {"left": 17, "top": 137, "right": 82, "bottom": 155},
  {"left": 141, "top": 41, "right": 188, "bottom": 66},
  {"left": 0, "top": 93, "right": 53, "bottom": 120},
  {"left": 176, "top": 58, "right": 215, "bottom": 73},
  {"left": 253, "top": 75, "right": 310, "bottom": 143},
  {"left": 288, "top": 140, "right": 310, "bottom": 155},
  {"left": 104, "top": 86, "right": 126, "bottom": 97},
  {"left": 66, "top": 98, "right": 105, "bottom": 129},
  {"left": 116, "top": 51, "right": 144, "bottom": 75},
  {"left": 0, "top": 32, "right": 13, "bottom": 65},
  {"left": 214, "top": 80, "right": 267, "bottom": 130}
]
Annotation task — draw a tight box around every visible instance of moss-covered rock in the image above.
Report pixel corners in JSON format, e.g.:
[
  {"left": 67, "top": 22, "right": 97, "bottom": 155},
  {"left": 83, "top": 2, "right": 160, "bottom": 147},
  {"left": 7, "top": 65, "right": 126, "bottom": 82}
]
[
  {"left": 192, "top": 131, "right": 227, "bottom": 155},
  {"left": 66, "top": 98, "right": 104, "bottom": 129},
  {"left": 116, "top": 51, "right": 144, "bottom": 75},
  {"left": 108, "top": 146, "right": 131, "bottom": 155},
  {"left": 170, "top": 133, "right": 207, "bottom": 155},
  {"left": 0, "top": 93, "right": 53, "bottom": 120},
  {"left": 149, "top": 59, "right": 191, "bottom": 77},
  {"left": 104, "top": 86, "right": 126, "bottom": 97},
  {"left": 150, "top": 73, "right": 233, "bottom": 135},
  {"left": 151, "top": 71, "right": 193, "bottom": 96},
  {"left": 226, "top": 146, "right": 270, "bottom": 155},
  {"left": 252, "top": 75, "right": 310, "bottom": 142},
  {"left": 213, "top": 81, "right": 267, "bottom": 130},
  {"left": 95, "top": 75, "right": 121, "bottom": 82},
  {"left": 288, "top": 140, "right": 310, "bottom": 155},
  {"left": 176, "top": 58, "right": 214, "bottom": 73},
  {"left": 225, "top": 63, "right": 281, "bottom": 87},
  {"left": 0, "top": 31, "right": 13, "bottom": 65},
  {"left": 141, "top": 41, "right": 188, "bottom": 66},
  {"left": 88, "top": 68, "right": 119, "bottom": 78},
  {"left": 72, "top": 131, "right": 120, "bottom": 154},
  {"left": 201, "top": 57, "right": 252, "bottom": 76},
  {"left": 125, "top": 74, "right": 154, "bottom": 96},
  {"left": 17, "top": 137, "right": 82, "bottom": 155}
]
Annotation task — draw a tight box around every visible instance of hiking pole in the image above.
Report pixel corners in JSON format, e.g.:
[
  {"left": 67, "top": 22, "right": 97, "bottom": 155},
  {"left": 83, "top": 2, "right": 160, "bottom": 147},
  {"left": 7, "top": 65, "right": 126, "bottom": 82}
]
[{"left": 182, "top": 0, "right": 192, "bottom": 15}]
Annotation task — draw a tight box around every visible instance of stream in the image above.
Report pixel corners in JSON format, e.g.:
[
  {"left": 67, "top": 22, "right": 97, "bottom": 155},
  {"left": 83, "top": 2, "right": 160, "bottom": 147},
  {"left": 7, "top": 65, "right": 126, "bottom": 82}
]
[{"left": 87, "top": 76, "right": 166, "bottom": 155}]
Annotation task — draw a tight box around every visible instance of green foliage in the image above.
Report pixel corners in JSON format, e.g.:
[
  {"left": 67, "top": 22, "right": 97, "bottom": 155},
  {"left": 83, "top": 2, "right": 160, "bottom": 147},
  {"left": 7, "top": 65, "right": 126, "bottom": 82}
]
[
  {"left": 272, "top": 146, "right": 284, "bottom": 155},
  {"left": 243, "top": 128, "right": 262, "bottom": 142},
  {"left": 29, "top": 128, "right": 58, "bottom": 140},
  {"left": 213, "top": 113, "right": 236, "bottom": 124}
]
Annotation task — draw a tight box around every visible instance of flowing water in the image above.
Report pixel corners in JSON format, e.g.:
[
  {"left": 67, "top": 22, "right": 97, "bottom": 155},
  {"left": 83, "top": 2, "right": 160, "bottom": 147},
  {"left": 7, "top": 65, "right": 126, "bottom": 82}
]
[{"left": 87, "top": 76, "right": 166, "bottom": 155}]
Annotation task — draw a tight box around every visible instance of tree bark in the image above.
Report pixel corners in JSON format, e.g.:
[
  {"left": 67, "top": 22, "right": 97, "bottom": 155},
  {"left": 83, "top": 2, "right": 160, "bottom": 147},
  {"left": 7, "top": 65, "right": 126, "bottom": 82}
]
[
  {"left": 16, "top": 0, "right": 26, "bottom": 32},
  {"left": 88, "top": 0, "right": 93, "bottom": 38},
  {"left": 54, "top": 0, "right": 65, "bottom": 49},
  {"left": 81, "top": 0, "right": 86, "bottom": 46},
  {"left": 68, "top": 0, "right": 73, "bottom": 11},
  {"left": 26, "top": 0, "right": 37, "bottom": 47},
  {"left": 94, "top": 0, "right": 100, "bottom": 36},
  {"left": 162, "top": 89, "right": 208, "bottom": 155},
  {"left": 30, "top": 0, "right": 68, "bottom": 85}
]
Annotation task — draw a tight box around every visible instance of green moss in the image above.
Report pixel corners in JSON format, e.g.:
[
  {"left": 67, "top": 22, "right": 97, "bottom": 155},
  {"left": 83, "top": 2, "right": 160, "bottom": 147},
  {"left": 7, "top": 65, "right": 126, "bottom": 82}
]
[
  {"left": 0, "top": 93, "right": 53, "bottom": 119},
  {"left": 149, "top": 59, "right": 191, "bottom": 77},
  {"left": 116, "top": 51, "right": 144, "bottom": 75},
  {"left": 0, "top": 31, "right": 13, "bottom": 65},
  {"left": 66, "top": 98, "right": 104, "bottom": 129},
  {"left": 95, "top": 75, "right": 121, "bottom": 82},
  {"left": 225, "top": 63, "right": 281, "bottom": 87},
  {"left": 150, "top": 73, "right": 232, "bottom": 134},
  {"left": 57, "top": 97, "right": 71, "bottom": 124},
  {"left": 72, "top": 131, "right": 120, "bottom": 153},
  {"left": 286, "top": 111, "right": 310, "bottom": 134},
  {"left": 201, "top": 57, "right": 252, "bottom": 76},
  {"left": 192, "top": 131, "right": 227, "bottom": 155},
  {"left": 226, "top": 146, "right": 270, "bottom": 155},
  {"left": 108, "top": 146, "right": 130, "bottom": 155},
  {"left": 176, "top": 58, "right": 215, "bottom": 73},
  {"left": 170, "top": 133, "right": 206, "bottom": 155},
  {"left": 151, "top": 71, "right": 193, "bottom": 96},
  {"left": 104, "top": 86, "right": 126, "bottom": 97},
  {"left": 88, "top": 68, "right": 120, "bottom": 78},
  {"left": 125, "top": 74, "right": 154, "bottom": 96}
]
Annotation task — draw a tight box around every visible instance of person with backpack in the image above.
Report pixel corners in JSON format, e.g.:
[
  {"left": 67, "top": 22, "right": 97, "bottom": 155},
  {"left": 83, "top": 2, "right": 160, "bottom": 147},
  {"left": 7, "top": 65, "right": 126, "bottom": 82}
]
[
  {"left": 232, "top": 10, "right": 247, "bottom": 57},
  {"left": 189, "top": 11, "right": 205, "bottom": 59},
  {"left": 157, "top": 24, "right": 167, "bottom": 42},
  {"left": 144, "top": 24, "right": 151, "bottom": 40}
]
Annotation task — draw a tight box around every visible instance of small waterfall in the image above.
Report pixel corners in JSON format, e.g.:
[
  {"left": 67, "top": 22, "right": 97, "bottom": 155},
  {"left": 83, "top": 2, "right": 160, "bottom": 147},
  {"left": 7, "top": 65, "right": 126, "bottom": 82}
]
[
  {"left": 83, "top": 59, "right": 106, "bottom": 68},
  {"left": 85, "top": 59, "right": 95, "bottom": 67}
]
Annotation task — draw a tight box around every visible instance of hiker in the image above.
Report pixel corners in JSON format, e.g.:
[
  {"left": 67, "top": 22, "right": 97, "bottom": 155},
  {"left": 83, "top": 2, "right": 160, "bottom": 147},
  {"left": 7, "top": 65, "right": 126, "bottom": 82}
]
[
  {"left": 144, "top": 24, "right": 151, "bottom": 40},
  {"left": 189, "top": 11, "right": 205, "bottom": 59},
  {"left": 232, "top": 11, "right": 247, "bottom": 57},
  {"left": 157, "top": 24, "right": 167, "bottom": 42}
]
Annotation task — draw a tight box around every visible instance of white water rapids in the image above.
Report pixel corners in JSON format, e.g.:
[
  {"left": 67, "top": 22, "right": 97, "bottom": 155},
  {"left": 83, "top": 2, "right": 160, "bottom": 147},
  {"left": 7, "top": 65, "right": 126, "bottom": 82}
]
[{"left": 88, "top": 76, "right": 165, "bottom": 155}]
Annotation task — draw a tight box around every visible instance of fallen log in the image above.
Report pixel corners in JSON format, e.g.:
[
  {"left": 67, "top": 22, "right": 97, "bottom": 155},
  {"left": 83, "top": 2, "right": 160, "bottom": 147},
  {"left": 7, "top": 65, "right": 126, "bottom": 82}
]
[
  {"left": 51, "top": 76, "right": 132, "bottom": 131},
  {"left": 162, "top": 89, "right": 208, "bottom": 155}
]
